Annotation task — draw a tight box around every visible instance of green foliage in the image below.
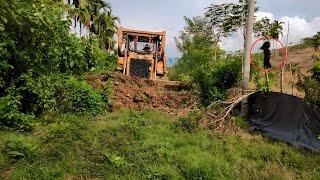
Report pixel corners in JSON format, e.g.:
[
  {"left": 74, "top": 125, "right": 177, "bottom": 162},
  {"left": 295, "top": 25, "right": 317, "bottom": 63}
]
[
  {"left": 173, "top": 110, "right": 202, "bottom": 133},
  {"left": 0, "top": 88, "right": 34, "bottom": 131},
  {"left": 84, "top": 36, "right": 116, "bottom": 73},
  {"left": 311, "top": 59, "right": 320, "bottom": 81},
  {"left": 1, "top": 109, "right": 320, "bottom": 179},
  {"left": 61, "top": 77, "right": 106, "bottom": 115},
  {"left": 172, "top": 16, "right": 242, "bottom": 105},
  {"left": 297, "top": 77, "right": 320, "bottom": 110},
  {"left": 198, "top": 59, "right": 242, "bottom": 105},
  {"left": 0, "top": 1, "right": 115, "bottom": 129},
  {"left": 4, "top": 139, "right": 36, "bottom": 162},
  {"left": 68, "top": 0, "right": 119, "bottom": 50},
  {"left": 205, "top": 0, "right": 259, "bottom": 37},
  {"left": 297, "top": 51, "right": 320, "bottom": 110},
  {"left": 303, "top": 32, "right": 320, "bottom": 51},
  {"left": 254, "top": 18, "right": 284, "bottom": 39}
]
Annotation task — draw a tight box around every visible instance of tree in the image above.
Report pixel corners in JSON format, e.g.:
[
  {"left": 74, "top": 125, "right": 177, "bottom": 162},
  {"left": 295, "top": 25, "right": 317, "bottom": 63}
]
[
  {"left": 205, "top": 0, "right": 259, "bottom": 38},
  {"left": 173, "top": 16, "right": 218, "bottom": 82},
  {"left": 254, "top": 18, "right": 284, "bottom": 39},
  {"left": 269, "top": 20, "right": 284, "bottom": 39},
  {"left": 304, "top": 32, "right": 320, "bottom": 51},
  {"left": 67, "top": 0, "right": 119, "bottom": 50},
  {"left": 69, "top": 0, "right": 91, "bottom": 35},
  {"left": 253, "top": 17, "right": 271, "bottom": 37},
  {"left": 93, "top": 11, "right": 119, "bottom": 51},
  {"left": 88, "top": 0, "right": 112, "bottom": 34}
]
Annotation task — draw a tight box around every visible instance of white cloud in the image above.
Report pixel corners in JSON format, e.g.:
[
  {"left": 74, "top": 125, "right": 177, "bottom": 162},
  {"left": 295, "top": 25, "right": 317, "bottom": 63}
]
[
  {"left": 220, "top": 13, "right": 320, "bottom": 51},
  {"left": 221, "top": 32, "right": 244, "bottom": 52},
  {"left": 279, "top": 16, "right": 320, "bottom": 44},
  {"left": 255, "top": 11, "right": 274, "bottom": 21},
  {"left": 109, "top": 0, "right": 320, "bottom": 57},
  {"left": 212, "top": 0, "right": 238, "bottom": 4}
]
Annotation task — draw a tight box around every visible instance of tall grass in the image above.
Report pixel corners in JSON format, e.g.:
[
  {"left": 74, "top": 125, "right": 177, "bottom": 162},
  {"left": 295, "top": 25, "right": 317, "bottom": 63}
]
[{"left": 0, "top": 109, "right": 319, "bottom": 179}]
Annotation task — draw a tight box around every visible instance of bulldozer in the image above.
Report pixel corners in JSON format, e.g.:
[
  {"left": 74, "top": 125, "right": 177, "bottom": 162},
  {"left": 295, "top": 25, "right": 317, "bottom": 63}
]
[{"left": 117, "top": 27, "right": 168, "bottom": 80}]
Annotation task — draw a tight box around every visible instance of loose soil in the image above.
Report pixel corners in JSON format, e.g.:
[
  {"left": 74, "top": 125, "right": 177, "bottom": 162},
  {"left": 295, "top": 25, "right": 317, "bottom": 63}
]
[{"left": 87, "top": 72, "right": 197, "bottom": 115}]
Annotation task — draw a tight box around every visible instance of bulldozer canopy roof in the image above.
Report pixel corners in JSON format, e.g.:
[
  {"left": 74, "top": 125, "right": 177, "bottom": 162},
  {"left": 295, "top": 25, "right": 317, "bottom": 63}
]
[{"left": 119, "top": 27, "right": 165, "bottom": 42}]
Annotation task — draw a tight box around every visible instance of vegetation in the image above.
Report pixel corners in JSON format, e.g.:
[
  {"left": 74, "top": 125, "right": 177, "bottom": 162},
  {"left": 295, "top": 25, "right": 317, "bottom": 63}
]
[
  {"left": 206, "top": 0, "right": 283, "bottom": 39},
  {"left": 205, "top": 0, "right": 259, "bottom": 37},
  {"left": 1, "top": 109, "right": 320, "bottom": 179},
  {"left": 254, "top": 18, "right": 284, "bottom": 39},
  {"left": 304, "top": 32, "right": 320, "bottom": 51},
  {"left": 171, "top": 0, "right": 285, "bottom": 106},
  {"left": 1, "top": 1, "right": 320, "bottom": 179},
  {"left": 171, "top": 16, "right": 242, "bottom": 105},
  {"left": 68, "top": 0, "right": 119, "bottom": 50},
  {"left": 297, "top": 35, "right": 320, "bottom": 109},
  {"left": 0, "top": 0, "right": 116, "bottom": 130}
]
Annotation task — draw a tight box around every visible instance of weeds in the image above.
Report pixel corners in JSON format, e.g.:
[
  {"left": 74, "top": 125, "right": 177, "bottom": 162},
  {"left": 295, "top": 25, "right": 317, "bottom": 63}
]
[{"left": 1, "top": 109, "right": 320, "bottom": 179}]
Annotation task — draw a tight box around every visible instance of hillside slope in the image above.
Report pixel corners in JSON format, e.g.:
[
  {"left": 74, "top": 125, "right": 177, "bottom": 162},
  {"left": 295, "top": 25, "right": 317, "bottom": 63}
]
[{"left": 1, "top": 109, "right": 320, "bottom": 179}]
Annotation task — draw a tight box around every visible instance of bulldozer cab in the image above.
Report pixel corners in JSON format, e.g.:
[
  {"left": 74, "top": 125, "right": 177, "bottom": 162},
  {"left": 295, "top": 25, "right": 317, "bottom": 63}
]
[{"left": 117, "top": 27, "right": 168, "bottom": 80}]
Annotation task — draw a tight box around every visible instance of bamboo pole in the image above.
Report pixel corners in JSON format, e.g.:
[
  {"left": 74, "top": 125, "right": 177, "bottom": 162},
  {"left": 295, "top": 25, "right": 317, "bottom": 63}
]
[
  {"left": 286, "top": 21, "right": 294, "bottom": 95},
  {"left": 265, "top": 71, "right": 270, "bottom": 90}
]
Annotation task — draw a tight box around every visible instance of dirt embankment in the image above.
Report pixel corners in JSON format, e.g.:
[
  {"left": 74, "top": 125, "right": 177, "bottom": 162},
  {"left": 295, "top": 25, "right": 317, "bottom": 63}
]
[{"left": 87, "top": 72, "right": 197, "bottom": 115}]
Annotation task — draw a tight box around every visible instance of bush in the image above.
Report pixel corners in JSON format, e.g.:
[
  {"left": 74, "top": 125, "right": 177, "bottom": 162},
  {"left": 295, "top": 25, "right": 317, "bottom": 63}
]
[
  {"left": 297, "top": 53, "right": 320, "bottom": 110},
  {"left": 311, "top": 55, "right": 320, "bottom": 81},
  {"left": 196, "top": 59, "right": 242, "bottom": 105},
  {"left": 60, "top": 77, "right": 107, "bottom": 115},
  {"left": 297, "top": 77, "right": 320, "bottom": 110},
  {"left": 0, "top": 1, "right": 116, "bottom": 129},
  {"left": 0, "top": 88, "right": 34, "bottom": 131}
]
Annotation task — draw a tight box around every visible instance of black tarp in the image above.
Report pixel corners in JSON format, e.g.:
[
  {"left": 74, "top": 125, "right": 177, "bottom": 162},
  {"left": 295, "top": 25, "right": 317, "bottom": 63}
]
[{"left": 247, "top": 92, "right": 320, "bottom": 151}]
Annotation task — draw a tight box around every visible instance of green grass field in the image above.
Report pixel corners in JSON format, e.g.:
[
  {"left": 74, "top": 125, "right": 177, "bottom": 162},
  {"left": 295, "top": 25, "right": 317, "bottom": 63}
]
[{"left": 1, "top": 109, "right": 319, "bottom": 179}]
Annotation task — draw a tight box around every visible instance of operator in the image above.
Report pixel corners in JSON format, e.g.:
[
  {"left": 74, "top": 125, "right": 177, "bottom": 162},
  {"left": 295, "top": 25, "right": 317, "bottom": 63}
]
[{"left": 143, "top": 44, "right": 151, "bottom": 53}]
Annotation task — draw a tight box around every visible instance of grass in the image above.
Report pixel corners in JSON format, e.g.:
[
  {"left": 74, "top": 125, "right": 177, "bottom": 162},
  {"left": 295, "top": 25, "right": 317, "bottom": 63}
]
[{"left": 1, "top": 109, "right": 320, "bottom": 179}]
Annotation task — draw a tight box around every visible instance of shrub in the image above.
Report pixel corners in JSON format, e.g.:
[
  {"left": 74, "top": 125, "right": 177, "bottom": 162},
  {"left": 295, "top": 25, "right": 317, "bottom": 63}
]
[
  {"left": 0, "top": 1, "right": 116, "bottom": 129},
  {"left": 0, "top": 88, "right": 34, "bottom": 131},
  {"left": 297, "top": 53, "right": 320, "bottom": 110},
  {"left": 84, "top": 37, "right": 116, "bottom": 73},
  {"left": 311, "top": 55, "right": 320, "bottom": 81},
  {"left": 61, "top": 77, "right": 106, "bottom": 115},
  {"left": 197, "top": 59, "right": 242, "bottom": 105},
  {"left": 297, "top": 77, "right": 320, "bottom": 110}
]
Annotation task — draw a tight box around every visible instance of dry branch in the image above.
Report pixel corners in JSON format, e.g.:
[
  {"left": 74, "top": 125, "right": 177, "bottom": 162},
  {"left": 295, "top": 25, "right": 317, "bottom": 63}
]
[{"left": 207, "top": 91, "right": 257, "bottom": 130}]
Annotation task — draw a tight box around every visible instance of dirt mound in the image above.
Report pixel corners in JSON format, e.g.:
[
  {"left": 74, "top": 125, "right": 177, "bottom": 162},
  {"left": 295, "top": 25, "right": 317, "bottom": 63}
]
[{"left": 87, "top": 72, "right": 196, "bottom": 115}]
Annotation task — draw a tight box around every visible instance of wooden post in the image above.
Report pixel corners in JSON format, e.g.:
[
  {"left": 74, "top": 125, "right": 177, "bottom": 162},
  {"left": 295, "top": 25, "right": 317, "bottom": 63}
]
[
  {"left": 241, "top": 0, "right": 255, "bottom": 116},
  {"left": 290, "top": 61, "right": 294, "bottom": 95},
  {"left": 265, "top": 71, "right": 270, "bottom": 90}
]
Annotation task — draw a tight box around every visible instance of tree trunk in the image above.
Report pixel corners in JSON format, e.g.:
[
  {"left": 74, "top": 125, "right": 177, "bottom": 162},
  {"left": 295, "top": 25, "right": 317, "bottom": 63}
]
[
  {"left": 80, "top": 21, "right": 82, "bottom": 36},
  {"left": 241, "top": 0, "right": 255, "bottom": 116}
]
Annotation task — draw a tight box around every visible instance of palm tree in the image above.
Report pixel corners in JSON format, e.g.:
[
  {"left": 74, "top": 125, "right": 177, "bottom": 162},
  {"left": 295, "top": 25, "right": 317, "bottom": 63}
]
[
  {"left": 93, "top": 11, "right": 119, "bottom": 51},
  {"left": 67, "top": 0, "right": 119, "bottom": 48},
  {"left": 88, "top": 0, "right": 112, "bottom": 35},
  {"left": 269, "top": 20, "right": 284, "bottom": 39},
  {"left": 69, "top": 0, "right": 90, "bottom": 36}
]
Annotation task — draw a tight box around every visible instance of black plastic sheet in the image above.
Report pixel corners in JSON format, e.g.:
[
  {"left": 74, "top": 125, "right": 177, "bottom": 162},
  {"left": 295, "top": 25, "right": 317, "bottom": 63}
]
[{"left": 247, "top": 92, "right": 320, "bottom": 152}]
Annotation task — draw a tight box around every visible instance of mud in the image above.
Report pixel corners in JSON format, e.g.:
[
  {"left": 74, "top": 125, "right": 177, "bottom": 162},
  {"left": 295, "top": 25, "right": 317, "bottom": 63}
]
[{"left": 87, "top": 72, "right": 196, "bottom": 115}]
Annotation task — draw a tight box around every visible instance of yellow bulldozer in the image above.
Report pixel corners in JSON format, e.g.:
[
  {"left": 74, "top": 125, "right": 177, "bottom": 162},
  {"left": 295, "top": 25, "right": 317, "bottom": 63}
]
[{"left": 117, "top": 27, "right": 168, "bottom": 80}]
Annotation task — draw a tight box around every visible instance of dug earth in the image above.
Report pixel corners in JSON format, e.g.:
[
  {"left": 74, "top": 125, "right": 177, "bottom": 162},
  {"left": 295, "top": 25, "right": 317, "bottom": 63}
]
[{"left": 87, "top": 72, "right": 197, "bottom": 115}]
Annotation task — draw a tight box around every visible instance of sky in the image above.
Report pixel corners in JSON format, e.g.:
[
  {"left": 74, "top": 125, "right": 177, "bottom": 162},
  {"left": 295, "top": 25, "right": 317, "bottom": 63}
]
[{"left": 108, "top": 0, "right": 320, "bottom": 57}]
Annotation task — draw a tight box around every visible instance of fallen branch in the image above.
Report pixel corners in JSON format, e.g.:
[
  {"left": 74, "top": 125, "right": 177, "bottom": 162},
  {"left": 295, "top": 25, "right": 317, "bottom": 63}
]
[{"left": 207, "top": 91, "right": 257, "bottom": 130}]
